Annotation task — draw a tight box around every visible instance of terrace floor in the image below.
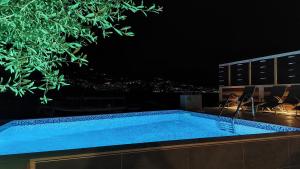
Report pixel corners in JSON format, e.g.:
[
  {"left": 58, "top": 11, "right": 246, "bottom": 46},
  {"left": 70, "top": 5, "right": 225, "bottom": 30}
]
[{"left": 203, "top": 107, "right": 300, "bottom": 128}]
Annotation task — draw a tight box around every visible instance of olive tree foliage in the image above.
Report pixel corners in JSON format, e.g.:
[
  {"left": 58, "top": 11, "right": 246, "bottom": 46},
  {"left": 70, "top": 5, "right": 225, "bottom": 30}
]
[{"left": 0, "top": 0, "right": 161, "bottom": 103}]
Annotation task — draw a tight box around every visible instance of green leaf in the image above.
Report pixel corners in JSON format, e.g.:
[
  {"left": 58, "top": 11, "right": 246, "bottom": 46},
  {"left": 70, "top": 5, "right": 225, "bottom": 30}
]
[
  {"left": 69, "top": 3, "right": 80, "bottom": 10},
  {"left": 86, "top": 13, "right": 95, "bottom": 18},
  {"left": 125, "top": 32, "right": 135, "bottom": 37},
  {"left": 0, "top": 0, "right": 10, "bottom": 5},
  {"left": 113, "top": 28, "right": 123, "bottom": 36},
  {"left": 121, "top": 26, "right": 131, "bottom": 31},
  {"left": 67, "top": 43, "right": 82, "bottom": 49}
]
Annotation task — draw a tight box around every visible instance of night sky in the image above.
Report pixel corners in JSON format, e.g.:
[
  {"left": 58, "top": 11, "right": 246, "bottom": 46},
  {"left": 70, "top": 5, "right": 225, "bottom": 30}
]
[{"left": 84, "top": 1, "right": 300, "bottom": 87}]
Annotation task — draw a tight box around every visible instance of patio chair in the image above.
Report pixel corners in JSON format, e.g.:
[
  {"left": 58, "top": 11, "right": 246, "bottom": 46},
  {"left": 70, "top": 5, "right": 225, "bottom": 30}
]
[
  {"left": 281, "top": 85, "right": 300, "bottom": 116},
  {"left": 218, "top": 93, "right": 238, "bottom": 113},
  {"left": 219, "top": 86, "right": 256, "bottom": 118},
  {"left": 256, "top": 86, "right": 287, "bottom": 115},
  {"left": 294, "top": 104, "right": 300, "bottom": 116}
]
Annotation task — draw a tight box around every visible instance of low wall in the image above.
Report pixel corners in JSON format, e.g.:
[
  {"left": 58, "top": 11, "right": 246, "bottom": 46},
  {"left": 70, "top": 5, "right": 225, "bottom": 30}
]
[{"left": 1, "top": 133, "right": 300, "bottom": 169}]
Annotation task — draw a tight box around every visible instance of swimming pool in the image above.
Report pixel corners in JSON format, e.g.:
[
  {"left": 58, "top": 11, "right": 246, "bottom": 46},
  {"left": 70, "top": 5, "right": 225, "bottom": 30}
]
[{"left": 0, "top": 110, "right": 299, "bottom": 156}]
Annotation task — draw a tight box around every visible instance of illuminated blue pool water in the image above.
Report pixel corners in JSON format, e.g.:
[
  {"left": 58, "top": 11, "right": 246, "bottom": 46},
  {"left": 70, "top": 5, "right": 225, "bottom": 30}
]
[{"left": 0, "top": 110, "right": 298, "bottom": 156}]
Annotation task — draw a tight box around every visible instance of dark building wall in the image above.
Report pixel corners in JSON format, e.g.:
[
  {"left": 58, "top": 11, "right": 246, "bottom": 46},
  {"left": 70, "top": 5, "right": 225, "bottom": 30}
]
[
  {"left": 278, "top": 55, "right": 300, "bottom": 84},
  {"left": 218, "top": 51, "right": 300, "bottom": 102},
  {"left": 6, "top": 135, "right": 297, "bottom": 169},
  {"left": 231, "top": 63, "right": 249, "bottom": 86},
  {"left": 251, "top": 59, "right": 274, "bottom": 85},
  {"left": 218, "top": 65, "right": 229, "bottom": 86},
  {"left": 219, "top": 51, "right": 300, "bottom": 87}
]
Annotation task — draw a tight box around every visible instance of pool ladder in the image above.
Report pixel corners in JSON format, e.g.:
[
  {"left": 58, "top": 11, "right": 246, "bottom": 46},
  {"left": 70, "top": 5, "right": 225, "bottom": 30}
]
[{"left": 217, "top": 119, "right": 236, "bottom": 134}]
